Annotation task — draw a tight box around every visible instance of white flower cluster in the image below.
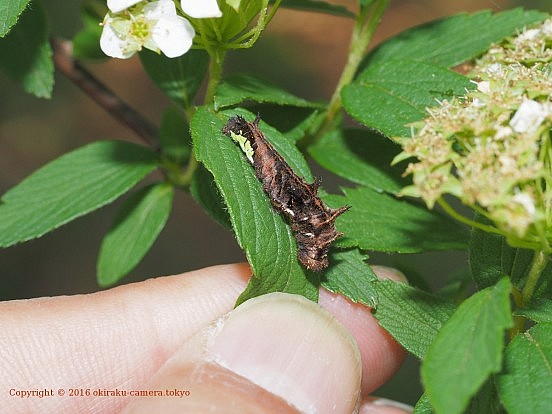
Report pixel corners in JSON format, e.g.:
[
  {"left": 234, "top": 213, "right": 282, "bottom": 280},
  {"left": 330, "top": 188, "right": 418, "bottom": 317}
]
[
  {"left": 396, "top": 18, "right": 552, "bottom": 244},
  {"left": 100, "top": 0, "right": 222, "bottom": 59}
]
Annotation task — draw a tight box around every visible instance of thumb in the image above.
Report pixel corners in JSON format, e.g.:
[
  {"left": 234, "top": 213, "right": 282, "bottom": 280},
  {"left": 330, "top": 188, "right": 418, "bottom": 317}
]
[{"left": 122, "top": 292, "right": 362, "bottom": 413}]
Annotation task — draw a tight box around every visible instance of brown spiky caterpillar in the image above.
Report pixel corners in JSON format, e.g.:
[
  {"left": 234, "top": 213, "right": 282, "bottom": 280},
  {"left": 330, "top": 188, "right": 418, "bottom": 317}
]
[{"left": 222, "top": 115, "right": 348, "bottom": 271}]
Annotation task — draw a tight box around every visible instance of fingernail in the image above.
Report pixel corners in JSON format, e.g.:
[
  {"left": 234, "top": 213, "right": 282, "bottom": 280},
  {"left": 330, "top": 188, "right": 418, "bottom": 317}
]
[
  {"left": 360, "top": 397, "right": 413, "bottom": 414},
  {"left": 207, "top": 293, "right": 362, "bottom": 413},
  {"left": 371, "top": 266, "right": 408, "bottom": 283}
]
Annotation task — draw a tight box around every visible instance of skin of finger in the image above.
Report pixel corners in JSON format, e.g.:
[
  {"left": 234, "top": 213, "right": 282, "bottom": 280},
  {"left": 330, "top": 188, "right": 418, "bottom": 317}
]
[
  {"left": 122, "top": 293, "right": 362, "bottom": 414},
  {"left": 319, "top": 266, "right": 407, "bottom": 396},
  {"left": 0, "top": 264, "right": 250, "bottom": 414}
]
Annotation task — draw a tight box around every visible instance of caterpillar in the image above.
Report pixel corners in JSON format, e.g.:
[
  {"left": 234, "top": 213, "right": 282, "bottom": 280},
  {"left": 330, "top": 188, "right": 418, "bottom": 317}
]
[{"left": 222, "top": 115, "right": 348, "bottom": 271}]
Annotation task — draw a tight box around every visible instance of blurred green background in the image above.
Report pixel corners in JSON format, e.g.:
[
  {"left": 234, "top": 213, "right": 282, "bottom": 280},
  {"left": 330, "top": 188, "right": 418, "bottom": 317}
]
[{"left": 1, "top": 0, "right": 550, "bottom": 406}]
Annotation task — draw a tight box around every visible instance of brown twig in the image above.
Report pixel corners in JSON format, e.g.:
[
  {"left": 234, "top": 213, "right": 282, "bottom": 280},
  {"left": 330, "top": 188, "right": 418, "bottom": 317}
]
[{"left": 50, "top": 38, "right": 159, "bottom": 149}]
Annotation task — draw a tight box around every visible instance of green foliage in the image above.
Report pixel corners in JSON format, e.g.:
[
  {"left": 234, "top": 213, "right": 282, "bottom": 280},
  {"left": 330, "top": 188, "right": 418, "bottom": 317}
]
[
  {"left": 0, "top": 141, "right": 158, "bottom": 247},
  {"left": 422, "top": 277, "right": 513, "bottom": 414},
  {"left": 158, "top": 107, "right": 191, "bottom": 165},
  {"left": 278, "top": 0, "right": 355, "bottom": 18},
  {"left": 214, "top": 73, "right": 322, "bottom": 110},
  {"left": 309, "top": 128, "right": 407, "bottom": 193},
  {"left": 497, "top": 323, "right": 552, "bottom": 414},
  {"left": 97, "top": 183, "right": 174, "bottom": 287},
  {"left": 343, "top": 60, "right": 472, "bottom": 138},
  {"left": 372, "top": 279, "right": 455, "bottom": 359},
  {"left": 2, "top": 3, "right": 552, "bottom": 412},
  {"left": 72, "top": 3, "right": 105, "bottom": 60},
  {"left": 364, "top": 9, "right": 548, "bottom": 68},
  {"left": 325, "top": 187, "right": 469, "bottom": 253},
  {"left": 0, "top": 0, "right": 29, "bottom": 37},
  {"left": 0, "top": 0, "right": 53, "bottom": 98},
  {"left": 321, "top": 249, "right": 378, "bottom": 307},
  {"left": 139, "top": 49, "right": 209, "bottom": 109},
  {"left": 343, "top": 8, "right": 548, "bottom": 138},
  {"left": 191, "top": 107, "right": 318, "bottom": 304}
]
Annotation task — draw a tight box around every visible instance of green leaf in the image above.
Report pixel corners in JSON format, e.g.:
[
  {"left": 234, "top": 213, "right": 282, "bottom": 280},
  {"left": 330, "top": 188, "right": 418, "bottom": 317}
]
[
  {"left": 497, "top": 323, "right": 552, "bottom": 414},
  {"left": 422, "top": 277, "right": 513, "bottom": 414},
  {"left": 470, "top": 213, "right": 536, "bottom": 289},
  {"left": 0, "top": 141, "right": 158, "bottom": 247},
  {"left": 0, "top": 0, "right": 29, "bottom": 37},
  {"left": 345, "top": 9, "right": 549, "bottom": 139},
  {"left": 139, "top": 49, "right": 209, "bottom": 109},
  {"left": 203, "top": 0, "right": 263, "bottom": 42},
  {"left": 190, "top": 163, "right": 231, "bottom": 229},
  {"left": 159, "top": 107, "right": 191, "bottom": 165},
  {"left": 72, "top": 5, "right": 105, "bottom": 61},
  {"left": 0, "top": 0, "right": 53, "bottom": 98},
  {"left": 321, "top": 249, "right": 378, "bottom": 307},
  {"left": 514, "top": 299, "right": 552, "bottom": 323},
  {"left": 97, "top": 183, "right": 173, "bottom": 287},
  {"left": 191, "top": 107, "right": 318, "bottom": 305},
  {"left": 364, "top": 9, "right": 548, "bottom": 68},
  {"left": 413, "top": 394, "right": 432, "bottom": 414},
  {"left": 214, "top": 73, "right": 322, "bottom": 110},
  {"left": 464, "top": 377, "right": 503, "bottom": 414},
  {"left": 372, "top": 279, "right": 455, "bottom": 359},
  {"left": 279, "top": 0, "right": 355, "bottom": 18},
  {"left": 309, "top": 128, "right": 408, "bottom": 193},
  {"left": 342, "top": 59, "right": 472, "bottom": 138},
  {"left": 325, "top": 186, "right": 469, "bottom": 253}
]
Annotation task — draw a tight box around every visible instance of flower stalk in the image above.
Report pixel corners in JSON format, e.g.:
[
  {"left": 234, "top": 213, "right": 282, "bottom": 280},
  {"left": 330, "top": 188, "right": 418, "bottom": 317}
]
[{"left": 307, "top": 0, "right": 389, "bottom": 145}]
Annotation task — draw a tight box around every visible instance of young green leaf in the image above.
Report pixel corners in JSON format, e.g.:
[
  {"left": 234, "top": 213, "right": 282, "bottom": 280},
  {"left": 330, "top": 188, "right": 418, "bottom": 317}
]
[
  {"left": 97, "top": 183, "right": 174, "bottom": 287},
  {"left": 422, "top": 277, "right": 513, "bottom": 414},
  {"left": 413, "top": 393, "right": 432, "bottom": 414},
  {"left": 279, "top": 0, "right": 355, "bottom": 18},
  {"left": 191, "top": 107, "right": 317, "bottom": 305},
  {"left": 0, "top": 1, "right": 53, "bottom": 98},
  {"left": 0, "top": 141, "right": 158, "bottom": 247},
  {"left": 321, "top": 249, "right": 378, "bottom": 308},
  {"left": 364, "top": 9, "right": 548, "bottom": 68},
  {"left": 342, "top": 59, "right": 472, "bottom": 138},
  {"left": 0, "top": 0, "right": 29, "bottom": 37},
  {"left": 497, "top": 323, "right": 552, "bottom": 414},
  {"left": 372, "top": 279, "right": 455, "bottom": 359},
  {"left": 325, "top": 186, "right": 469, "bottom": 253},
  {"left": 139, "top": 49, "right": 209, "bottom": 109},
  {"left": 309, "top": 128, "right": 407, "bottom": 193},
  {"left": 214, "top": 73, "right": 322, "bottom": 110}
]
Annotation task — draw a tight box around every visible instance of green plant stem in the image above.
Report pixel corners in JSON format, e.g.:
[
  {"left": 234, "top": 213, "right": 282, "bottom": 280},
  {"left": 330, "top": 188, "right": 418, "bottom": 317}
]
[
  {"left": 521, "top": 249, "right": 549, "bottom": 306},
  {"left": 436, "top": 198, "right": 503, "bottom": 235},
  {"left": 305, "top": 0, "right": 389, "bottom": 146},
  {"left": 509, "top": 249, "right": 549, "bottom": 338},
  {"left": 177, "top": 48, "right": 226, "bottom": 188},
  {"left": 204, "top": 47, "right": 226, "bottom": 104}
]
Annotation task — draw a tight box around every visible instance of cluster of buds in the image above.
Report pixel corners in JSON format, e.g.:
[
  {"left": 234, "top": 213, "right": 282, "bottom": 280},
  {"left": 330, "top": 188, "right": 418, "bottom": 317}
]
[
  {"left": 395, "top": 19, "right": 552, "bottom": 248},
  {"left": 100, "top": 0, "right": 222, "bottom": 58}
]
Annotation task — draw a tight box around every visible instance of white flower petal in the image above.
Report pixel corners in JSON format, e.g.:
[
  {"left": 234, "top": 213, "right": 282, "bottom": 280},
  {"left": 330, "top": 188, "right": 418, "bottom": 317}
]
[
  {"left": 181, "top": 0, "right": 222, "bottom": 18},
  {"left": 509, "top": 99, "right": 547, "bottom": 133},
  {"left": 108, "top": 0, "right": 142, "bottom": 13},
  {"left": 151, "top": 16, "right": 195, "bottom": 58},
  {"left": 144, "top": 0, "right": 178, "bottom": 20},
  {"left": 100, "top": 21, "right": 137, "bottom": 59},
  {"left": 477, "top": 81, "right": 490, "bottom": 93}
]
